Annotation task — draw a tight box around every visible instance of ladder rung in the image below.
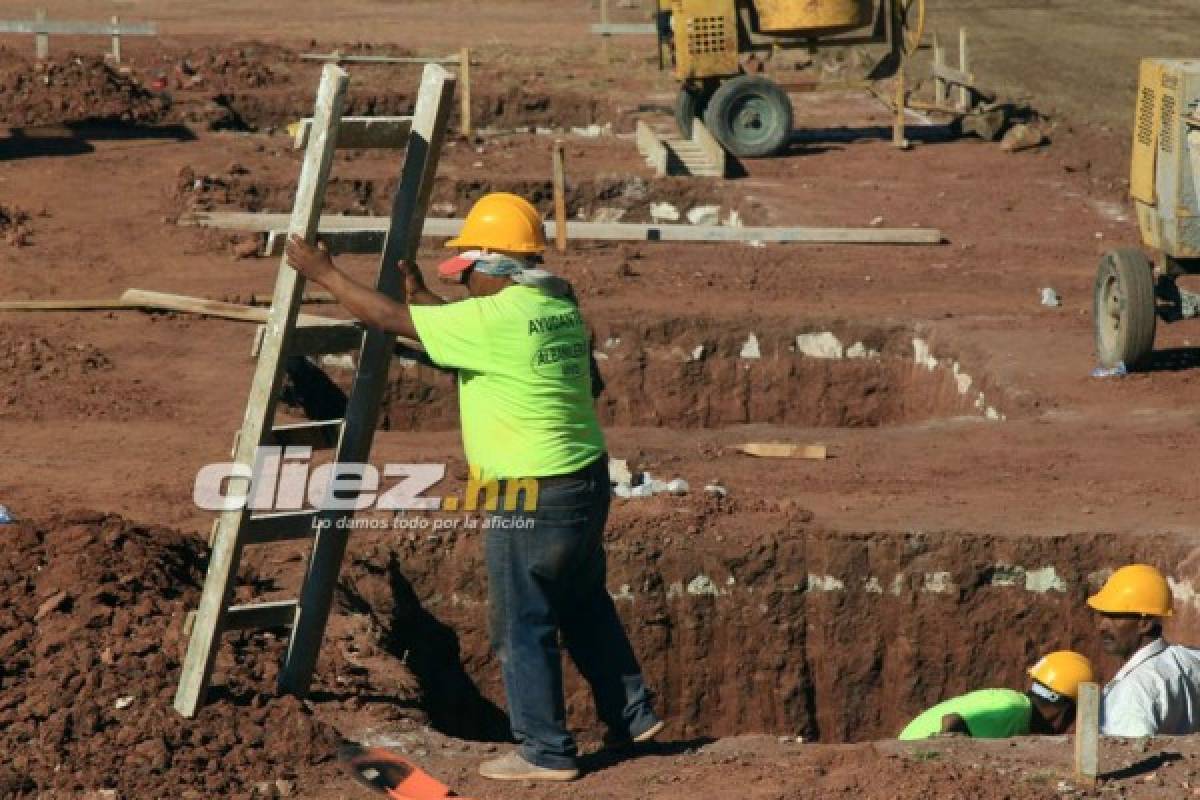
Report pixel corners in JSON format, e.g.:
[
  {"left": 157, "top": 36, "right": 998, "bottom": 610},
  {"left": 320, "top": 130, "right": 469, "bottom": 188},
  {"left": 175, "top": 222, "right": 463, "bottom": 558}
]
[
  {"left": 243, "top": 511, "right": 321, "bottom": 544},
  {"left": 293, "top": 116, "right": 414, "bottom": 150},
  {"left": 251, "top": 322, "right": 365, "bottom": 357},
  {"left": 225, "top": 600, "right": 297, "bottom": 630},
  {"left": 270, "top": 419, "right": 343, "bottom": 450}
]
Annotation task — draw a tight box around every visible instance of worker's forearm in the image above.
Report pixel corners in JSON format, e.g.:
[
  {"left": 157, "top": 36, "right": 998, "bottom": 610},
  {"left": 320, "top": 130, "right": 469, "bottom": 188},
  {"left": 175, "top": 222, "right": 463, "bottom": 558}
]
[{"left": 319, "top": 269, "right": 420, "bottom": 341}]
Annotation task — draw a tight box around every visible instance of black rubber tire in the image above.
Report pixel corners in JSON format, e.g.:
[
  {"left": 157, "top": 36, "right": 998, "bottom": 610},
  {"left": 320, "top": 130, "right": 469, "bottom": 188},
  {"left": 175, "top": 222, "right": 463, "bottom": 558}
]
[
  {"left": 1093, "top": 248, "right": 1157, "bottom": 369},
  {"left": 702, "top": 75, "right": 793, "bottom": 158},
  {"left": 674, "top": 86, "right": 704, "bottom": 140}
]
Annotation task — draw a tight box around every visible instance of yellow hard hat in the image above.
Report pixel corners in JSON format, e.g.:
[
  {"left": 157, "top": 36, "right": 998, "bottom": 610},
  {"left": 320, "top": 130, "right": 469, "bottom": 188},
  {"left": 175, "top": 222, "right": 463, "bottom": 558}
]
[
  {"left": 1027, "top": 650, "right": 1095, "bottom": 701},
  {"left": 446, "top": 192, "right": 546, "bottom": 254},
  {"left": 1087, "top": 564, "right": 1173, "bottom": 617}
]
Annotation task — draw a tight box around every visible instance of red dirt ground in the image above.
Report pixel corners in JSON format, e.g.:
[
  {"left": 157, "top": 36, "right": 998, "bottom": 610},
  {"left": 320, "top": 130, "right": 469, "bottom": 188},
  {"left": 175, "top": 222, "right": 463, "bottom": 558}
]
[{"left": 4, "top": 1, "right": 1200, "bottom": 798}]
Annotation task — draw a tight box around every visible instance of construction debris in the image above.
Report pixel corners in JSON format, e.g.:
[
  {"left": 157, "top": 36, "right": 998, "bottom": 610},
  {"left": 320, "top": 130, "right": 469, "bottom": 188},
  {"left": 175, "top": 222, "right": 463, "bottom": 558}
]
[
  {"left": 737, "top": 443, "right": 829, "bottom": 460},
  {"left": 1001, "top": 123, "right": 1047, "bottom": 152}
]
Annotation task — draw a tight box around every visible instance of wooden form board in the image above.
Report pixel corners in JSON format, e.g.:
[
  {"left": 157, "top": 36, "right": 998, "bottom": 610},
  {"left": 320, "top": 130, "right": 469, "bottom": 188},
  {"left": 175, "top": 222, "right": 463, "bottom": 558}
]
[
  {"left": 0, "top": 289, "right": 342, "bottom": 327},
  {"left": 189, "top": 212, "right": 945, "bottom": 246},
  {"left": 300, "top": 52, "right": 463, "bottom": 65},
  {"left": 0, "top": 17, "right": 155, "bottom": 34},
  {"left": 292, "top": 116, "right": 413, "bottom": 150},
  {"left": 591, "top": 23, "right": 658, "bottom": 35}
]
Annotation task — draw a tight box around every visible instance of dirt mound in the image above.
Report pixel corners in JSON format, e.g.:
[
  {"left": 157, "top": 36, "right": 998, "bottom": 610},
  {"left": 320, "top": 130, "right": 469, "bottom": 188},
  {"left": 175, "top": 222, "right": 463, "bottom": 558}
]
[
  {"left": 0, "top": 512, "right": 345, "bottom": 797},
  {"left": 0, "top": 330, "right": 170, "bottom": 422},
  {"left": 148, "top": 42, "right": 299, "bottom": 93},
  {"left": 0, "top": 52, "right": 168, "bottom": 128}
]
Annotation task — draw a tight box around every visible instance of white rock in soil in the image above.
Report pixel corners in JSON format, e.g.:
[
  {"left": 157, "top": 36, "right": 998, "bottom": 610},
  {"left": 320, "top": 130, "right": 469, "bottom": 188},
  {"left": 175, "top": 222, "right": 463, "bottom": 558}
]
[
  {"left": 846, "top": 342, "right": 880, "bottom": 360},
  {"left": 740, "top": 333, "right": 761, "bottom": 360},
  {"left": 535, "top": 126, "right": 556, "bottom": 136},
  {"left": 604, "top": 336, "right": 621, "bottom": 349},
  {"left": 690, "top": 344, "right": 705, "bottom": 361},
  {"left": 687, "top": 574, "right": 721, "bottom": 596},
  {"left": 648, "top": 479, "right": 670, "bottom": 494},
  {"left": 704, "top": 483, "right": 728, "bottom": 497},
  {"left": 686, "top": 205, "right": 721, "bottom": 226},
  {"left": 723, "top": 209, "right": 743, "bottom": 228},
  {"left": 631, "top": 484, "right": 654, "bottom": 498},
  {"left": 1040, "top": 287, "right": 1062, "bottom": 307},
  {"left": 571, "top": 124, "right": 607, "bottom": 138},
  {"left": 745, "top": 239, "right": 766, "bottom": 248},
  {"left": 869, "top": 215, "right": 885, "bottom": 227},
  {"left": 609, "top": 458, "right": 633, "bottom": 486},
  {"left": 430, "top": 202, "right": 456, "bottom": 216},
  {"left": 650, "top": 202, "right": 681, "bottom": 222},
  {"left": 795, "top": 332, "right": 844, "bottom": 360},
  {"left": 592, "top": 207, "right": 627, "bottom": 224},
  {"left": 114, "top": 696, "right": 135, "bottom": 710},
  {"left": 666, "top": 478, "right": 690, "bottom": 495},
  {"left": 613, "top": 483, "right": 633, "bottom": 498}
]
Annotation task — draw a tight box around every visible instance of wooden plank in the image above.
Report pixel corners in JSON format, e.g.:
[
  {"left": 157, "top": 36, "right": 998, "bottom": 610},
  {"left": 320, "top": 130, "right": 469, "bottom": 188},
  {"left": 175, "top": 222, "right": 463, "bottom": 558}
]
[
  {"left": 224, "top": 600, "right": 298, "bottom": 630},
  {"left": 280, "top": 63, "right": 457, "bottom": 697},
  {"left": 737, "top": 443, "right": 828, "bottom": 460},
  {"left": 0, "top": 18, "right": 156, "bottom": 35},
  {"left": 1075, "top": 682, "right": 1099, "bottom": 786},
  {"left": 118, "top": 289, "right": 343, "bottom": 326},
  {"left": 893, "top": 65, "right": 908, "bottom": 150},
  {"left": 269, "top": 420, "right": 343, "bottom": 450},
  {"left": 590, "top": 23, "right": 657, "bottom": 35},
  {"left": 242, "top": 511, "right": 323, "bottom": 545},
  {"left": 933, "top": 33, "right": 947, "bottom": 107},
  {"left": 300, "top": 52, "right": 462, "bottom": 65},
  {"left": 292, "top": 116, "right": 413, "bottom": 150},
  {"left": 553, "top": 140, "right": 568, "bottom": 254},
  {"left": 190, "top": 211, "right": 944, "bottom": 245},
  {"left": 0, "top": 298, "right": 134, "bottom": 311},
  {"left": 110, "top": 16, "right": 121, "bottom": 63},
  {"left": 174, "top": 64, "right": 350, "bottom": 720}
]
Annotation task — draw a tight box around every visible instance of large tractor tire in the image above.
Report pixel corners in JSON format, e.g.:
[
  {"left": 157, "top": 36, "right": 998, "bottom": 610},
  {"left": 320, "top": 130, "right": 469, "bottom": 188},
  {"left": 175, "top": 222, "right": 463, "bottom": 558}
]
[
  {"left": 1094, "top": 248, "right": 1157, "bottom": 369},
  {"left": 702, "top": 75, "right": 793, "bottom": 158}
]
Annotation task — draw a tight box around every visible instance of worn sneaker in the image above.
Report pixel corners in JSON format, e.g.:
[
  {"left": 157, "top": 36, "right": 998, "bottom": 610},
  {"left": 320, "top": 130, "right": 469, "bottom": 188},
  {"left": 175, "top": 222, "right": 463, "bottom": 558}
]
[
  {"left": 478, "top": 750, "right": 580, "bottom": 782},
  {"left": 603, "top": 718, "right": 667, "bottom": 750}
]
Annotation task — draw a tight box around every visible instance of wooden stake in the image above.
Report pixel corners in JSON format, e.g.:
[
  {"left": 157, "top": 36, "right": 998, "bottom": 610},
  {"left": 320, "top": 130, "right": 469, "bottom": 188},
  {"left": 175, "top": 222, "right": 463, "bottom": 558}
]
[
  {"left": 601, "top": 0, "right": 610, "bottom": 61},
  {"left": 933, "top": 33, "right": 946, "bottom": 108},
  {"left": 1075, "top": 682, "right": 1099, "bottom": 786},
  {"left": 958, "top": 28, "right": 970, "bottom": 112},
  {"left": 34, "top": 9, "right": 48, "bottom": 60},
  {"left": 459, "top": 47, "right": 472, "bottom": 139},
  {"left": 893, "top": 66, "right": 908, "bottom": 149},
  {"left": 110, "top": 15, "right": 121, "bottom": 62},
  {"left": 553, "top": 140, "right": 568, "bottom": 254}
]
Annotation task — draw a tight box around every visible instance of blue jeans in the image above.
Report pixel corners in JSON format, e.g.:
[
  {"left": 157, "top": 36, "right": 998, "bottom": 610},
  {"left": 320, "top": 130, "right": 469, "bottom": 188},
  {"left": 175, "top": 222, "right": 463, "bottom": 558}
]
[{"left": 485, "top": 456, "right": 659, "bottom": 770}]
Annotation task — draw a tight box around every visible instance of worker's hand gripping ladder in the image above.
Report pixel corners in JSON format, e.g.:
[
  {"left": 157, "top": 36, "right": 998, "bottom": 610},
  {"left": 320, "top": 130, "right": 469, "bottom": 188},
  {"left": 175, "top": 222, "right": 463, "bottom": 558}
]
[{"left": 173, "top": 63, "right": 456, "bottom": 718}]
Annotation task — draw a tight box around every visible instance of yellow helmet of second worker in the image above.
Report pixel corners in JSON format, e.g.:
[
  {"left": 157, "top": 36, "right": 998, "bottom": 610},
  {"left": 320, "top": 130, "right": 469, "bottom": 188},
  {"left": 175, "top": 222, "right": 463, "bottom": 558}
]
[
  {"left": 1027, "top": 650, "right": 1095, "bottom": 701},
  {"left": 446, "top": 192, "right": 546, "bottom": 254},
  {"left": 1087, "top": 564, "right": 1173, "bottom": 617}
]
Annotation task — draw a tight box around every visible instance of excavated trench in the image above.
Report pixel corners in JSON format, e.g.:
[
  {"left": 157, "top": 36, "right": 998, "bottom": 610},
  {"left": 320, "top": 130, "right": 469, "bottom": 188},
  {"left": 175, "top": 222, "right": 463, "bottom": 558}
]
[
  {"left": 338, "top": 511, "right": 1200, "bottom": 745},
  {"left": 287, "top": 317, "right": 1010, "bottom": 430}
]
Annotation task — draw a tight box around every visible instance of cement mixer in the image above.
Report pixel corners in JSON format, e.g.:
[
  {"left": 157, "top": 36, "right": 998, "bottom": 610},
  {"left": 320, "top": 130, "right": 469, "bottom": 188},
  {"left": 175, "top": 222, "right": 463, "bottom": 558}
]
[{"left": 657, "top": 0, "right": 925, "bottom": 157}]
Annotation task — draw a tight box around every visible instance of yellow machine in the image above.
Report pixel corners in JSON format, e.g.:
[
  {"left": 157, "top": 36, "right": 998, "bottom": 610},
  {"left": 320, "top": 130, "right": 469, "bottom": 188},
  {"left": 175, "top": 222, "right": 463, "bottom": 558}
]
[
  {"left": 1093, "top": 59, "right": 1200, "bottom": 369},
  {"left": 657, "top": 0, "right": 925, "bottom": 157}
]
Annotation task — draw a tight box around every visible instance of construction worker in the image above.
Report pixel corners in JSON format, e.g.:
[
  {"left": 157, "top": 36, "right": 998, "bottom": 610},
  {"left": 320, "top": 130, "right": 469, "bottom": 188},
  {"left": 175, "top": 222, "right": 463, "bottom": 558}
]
[
  {"left": 1088, "top": 564, "right": 1200, "bottom": 736},
  {"left": 285, "top": 192, "right": 663, "bottom": 782},
  {"left": 898, "top": 651, "right": 1095, "bottom": 740}
]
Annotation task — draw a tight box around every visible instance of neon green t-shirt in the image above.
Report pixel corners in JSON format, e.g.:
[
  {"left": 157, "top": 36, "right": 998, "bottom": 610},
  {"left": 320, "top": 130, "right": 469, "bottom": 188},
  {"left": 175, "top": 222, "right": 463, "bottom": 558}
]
[
  {"left": 409, "top": 285, "right": 605, "bottom": 481},
  {"left": 898, "top": 689, "right": 1032, "bottom": 740}
]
